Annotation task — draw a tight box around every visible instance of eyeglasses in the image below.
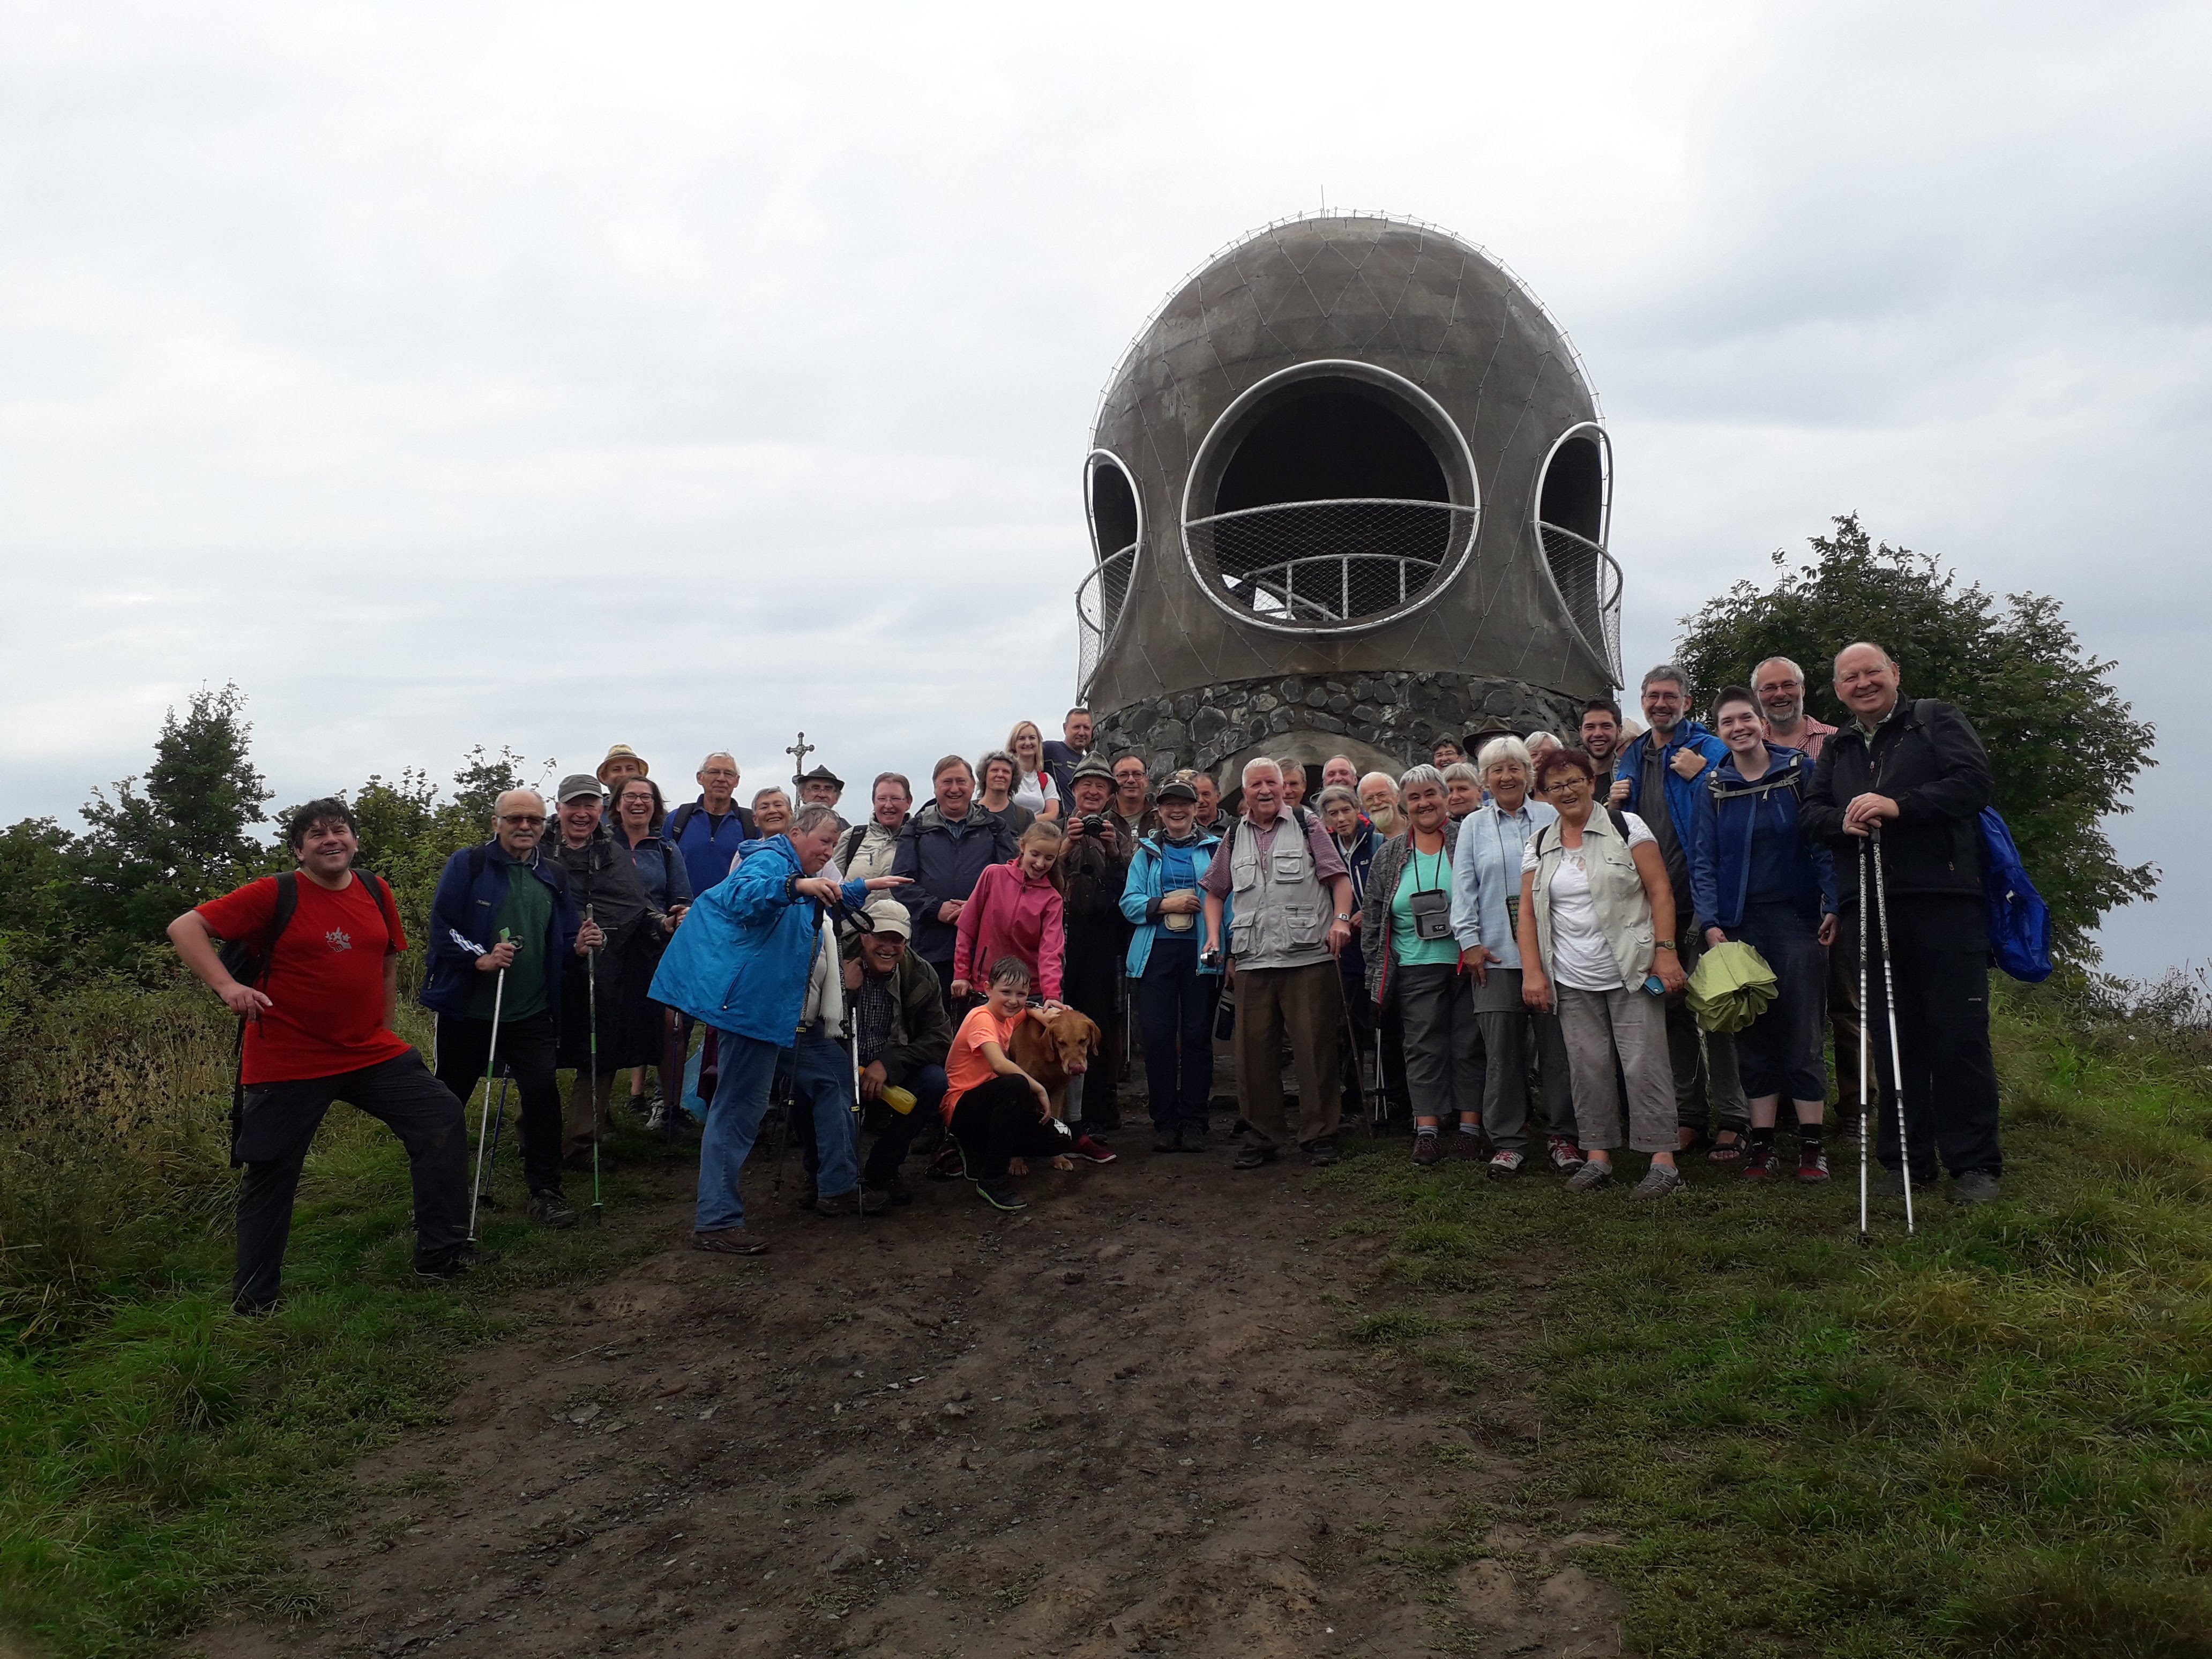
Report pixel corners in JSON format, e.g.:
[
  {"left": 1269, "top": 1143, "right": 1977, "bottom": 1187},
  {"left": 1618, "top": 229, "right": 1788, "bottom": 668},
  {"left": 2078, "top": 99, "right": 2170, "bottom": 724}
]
[{"left": 498, "top": 813, "right": 547, "bottom": 826}]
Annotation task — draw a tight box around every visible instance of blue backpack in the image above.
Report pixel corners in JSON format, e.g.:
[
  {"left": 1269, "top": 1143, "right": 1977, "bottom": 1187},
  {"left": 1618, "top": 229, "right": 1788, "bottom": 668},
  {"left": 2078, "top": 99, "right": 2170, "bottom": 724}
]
[{"left": 1976, "top": 806, "right": 2051, "bottom": 982}]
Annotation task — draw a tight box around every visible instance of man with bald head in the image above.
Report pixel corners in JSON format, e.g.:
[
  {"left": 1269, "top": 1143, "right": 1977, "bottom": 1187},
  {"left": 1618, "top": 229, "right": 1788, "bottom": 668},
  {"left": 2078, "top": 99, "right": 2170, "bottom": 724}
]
[
  {"left": 423, "top": 787, "right": 593, "bottom": 1228},
  {"left": 668, "top": 752, "right": 757, "bottom": 899},
  {"left": 1800, "top": 641, "right": 2002, "bottom": 1204}
]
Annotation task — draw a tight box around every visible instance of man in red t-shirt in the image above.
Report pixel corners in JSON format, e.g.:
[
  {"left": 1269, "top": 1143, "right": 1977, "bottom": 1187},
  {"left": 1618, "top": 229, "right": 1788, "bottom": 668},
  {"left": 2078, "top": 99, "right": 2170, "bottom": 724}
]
[{"left": 170, "top": 797, "right": 485, "bottom": 1314}]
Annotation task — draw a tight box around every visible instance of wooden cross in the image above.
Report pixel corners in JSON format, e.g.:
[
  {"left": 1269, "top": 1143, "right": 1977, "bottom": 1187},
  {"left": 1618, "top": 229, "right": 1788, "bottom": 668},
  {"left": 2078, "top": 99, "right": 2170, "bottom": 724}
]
[{"left": 787, "top": 732, "right": 814, "bottom": 779}]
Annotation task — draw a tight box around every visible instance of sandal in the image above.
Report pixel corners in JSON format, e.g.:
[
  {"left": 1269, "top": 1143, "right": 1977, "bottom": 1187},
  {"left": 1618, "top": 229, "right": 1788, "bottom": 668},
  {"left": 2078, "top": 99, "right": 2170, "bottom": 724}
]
[{"left": 1708, "top": 1130, "right": 1745, "bottom": 1163}]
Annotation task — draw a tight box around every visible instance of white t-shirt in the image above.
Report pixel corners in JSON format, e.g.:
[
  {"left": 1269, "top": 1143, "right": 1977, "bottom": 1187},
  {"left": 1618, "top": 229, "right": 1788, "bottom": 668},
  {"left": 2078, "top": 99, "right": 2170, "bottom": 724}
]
[
  {"left": 1522, "top": 813, "right": 1654, "bottom": 992},
  {"left": 1012, "top": 769, "right": 1059, "bottom": 816}
]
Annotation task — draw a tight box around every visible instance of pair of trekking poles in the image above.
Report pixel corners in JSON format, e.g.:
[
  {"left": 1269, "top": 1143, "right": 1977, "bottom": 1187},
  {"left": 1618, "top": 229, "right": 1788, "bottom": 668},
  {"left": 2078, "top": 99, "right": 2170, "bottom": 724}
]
[
  {"left": 1858, "top": 826, "right": 1914, "bottom": 1245},
  {"left": 467, "top": 907, "right": 606, "bottom": 1241}
]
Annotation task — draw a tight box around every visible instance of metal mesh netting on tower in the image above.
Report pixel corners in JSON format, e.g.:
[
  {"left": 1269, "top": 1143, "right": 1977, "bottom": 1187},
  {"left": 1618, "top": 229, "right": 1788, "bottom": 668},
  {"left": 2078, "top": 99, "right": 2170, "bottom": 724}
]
[
  {"left": 1538, "top": 522, "right": 1623, "bottom": 684},
  {"left": 1075, "top": 544, "right": 1137, "bottom": 695},
  {"left": 1183, "top": 498, "right": 1478, "bottom": 630}
]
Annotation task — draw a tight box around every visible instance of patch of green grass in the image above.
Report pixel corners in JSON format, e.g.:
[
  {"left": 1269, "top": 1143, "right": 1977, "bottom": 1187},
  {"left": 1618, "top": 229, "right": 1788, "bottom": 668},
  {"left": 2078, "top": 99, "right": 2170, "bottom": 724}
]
[
  {"left": 1326, "top": 993, "right": 2212, "bottom": 1659},
  {"left": 1, "top": 1073, "right": 679, "bottom": 1658}
]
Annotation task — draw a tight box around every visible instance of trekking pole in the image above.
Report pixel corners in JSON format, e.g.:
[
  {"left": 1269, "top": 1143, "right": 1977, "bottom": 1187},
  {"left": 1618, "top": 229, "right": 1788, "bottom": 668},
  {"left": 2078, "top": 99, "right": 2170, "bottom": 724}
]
[
  {"left": 1857, "top": 840, "right": 1871, "bottom": 1247},
  {"left": 586, "top": 903, "right": 602, "bottom": 1221},
  {"left": 467, "top": 930, "right": 511, "bottom": 1242},
  {"left": 479, "top": 1068, "right": 512, "bottom": 1209},
  {"left": 1870, "top": 826, "right": 1915, "bottom": 1236}
]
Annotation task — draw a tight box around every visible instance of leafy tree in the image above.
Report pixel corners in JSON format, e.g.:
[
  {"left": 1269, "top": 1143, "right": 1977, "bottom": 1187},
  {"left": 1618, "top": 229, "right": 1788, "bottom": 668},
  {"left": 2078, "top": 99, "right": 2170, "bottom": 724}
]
[
  {"left": 72, "top": 684, "right": 272, "bottom": 958},
  {"left": 1675, "top": 514, "right": 2156, "bottom": 961}
]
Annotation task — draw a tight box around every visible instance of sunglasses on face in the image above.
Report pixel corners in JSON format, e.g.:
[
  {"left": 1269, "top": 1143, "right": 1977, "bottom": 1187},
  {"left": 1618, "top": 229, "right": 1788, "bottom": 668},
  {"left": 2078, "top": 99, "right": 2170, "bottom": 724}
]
[{"left": 499, "top": 813, "right": 547, "bottom": 826}]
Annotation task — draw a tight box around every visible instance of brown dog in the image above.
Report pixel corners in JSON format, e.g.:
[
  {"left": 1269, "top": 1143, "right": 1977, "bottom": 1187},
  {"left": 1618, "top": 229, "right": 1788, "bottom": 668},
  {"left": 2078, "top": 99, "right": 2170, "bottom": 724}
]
[{"left": 1006, "top": 1006, "right": 1102, "bottom": 1172}]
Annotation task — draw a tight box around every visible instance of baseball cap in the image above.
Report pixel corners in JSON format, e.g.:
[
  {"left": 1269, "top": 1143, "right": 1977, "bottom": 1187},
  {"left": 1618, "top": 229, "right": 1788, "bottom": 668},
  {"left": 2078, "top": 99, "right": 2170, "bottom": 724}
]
[
  {"left": 861, "top": 898, "right": 912, "bottom": 939},
  {"left": 1155, "top": 779, "right": 1199, "bottom": 804},
  {"left": 556, "top": 774, "right": 604, "bottom": 804}
]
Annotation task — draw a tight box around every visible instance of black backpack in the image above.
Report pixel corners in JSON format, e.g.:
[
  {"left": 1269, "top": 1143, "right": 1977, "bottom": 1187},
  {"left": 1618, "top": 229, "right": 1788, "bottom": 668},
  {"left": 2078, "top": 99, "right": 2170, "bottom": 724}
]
[{"left": 223, "top": 870, "right": 399, "bottom": 1158}]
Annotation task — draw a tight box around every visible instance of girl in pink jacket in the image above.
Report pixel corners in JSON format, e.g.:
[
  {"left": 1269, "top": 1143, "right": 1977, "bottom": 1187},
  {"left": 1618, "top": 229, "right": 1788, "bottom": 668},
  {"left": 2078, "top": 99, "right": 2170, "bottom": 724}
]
[{"left": 952, "top": 820, "right": 1067, "bottom": 1001}]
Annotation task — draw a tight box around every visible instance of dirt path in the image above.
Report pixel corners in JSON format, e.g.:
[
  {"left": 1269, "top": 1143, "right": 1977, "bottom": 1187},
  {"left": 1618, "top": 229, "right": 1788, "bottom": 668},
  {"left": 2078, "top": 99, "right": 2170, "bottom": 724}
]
[{"left": 191, "top": 1124, "right": 1623, "bottom": 1659}]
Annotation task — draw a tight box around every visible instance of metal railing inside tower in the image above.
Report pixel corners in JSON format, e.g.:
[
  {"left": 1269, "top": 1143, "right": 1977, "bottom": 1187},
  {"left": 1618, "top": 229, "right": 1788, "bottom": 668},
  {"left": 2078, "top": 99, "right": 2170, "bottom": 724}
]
[
  {"left": 1075, "top": 543, "right": 1137, "bottom": 695},
  {"left": 1538, "top": 522, "right": 1623, "bottom": 684},
  {"left": 1182, "top": 498, "right": 1478, "bottom": 631}
]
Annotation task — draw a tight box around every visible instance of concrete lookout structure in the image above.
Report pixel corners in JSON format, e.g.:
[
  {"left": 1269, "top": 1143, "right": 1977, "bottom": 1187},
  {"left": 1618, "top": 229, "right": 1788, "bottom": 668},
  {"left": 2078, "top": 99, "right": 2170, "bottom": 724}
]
[{"left": 1074, "top": 213, "right": 1622, "bottom": 790}]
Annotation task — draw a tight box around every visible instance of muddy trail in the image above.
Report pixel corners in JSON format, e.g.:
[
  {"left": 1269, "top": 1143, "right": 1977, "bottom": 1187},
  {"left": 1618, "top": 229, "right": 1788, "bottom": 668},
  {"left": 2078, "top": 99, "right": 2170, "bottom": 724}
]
[{"left": 190, "top": 1103, "right": 1623, "bottom": 1659}]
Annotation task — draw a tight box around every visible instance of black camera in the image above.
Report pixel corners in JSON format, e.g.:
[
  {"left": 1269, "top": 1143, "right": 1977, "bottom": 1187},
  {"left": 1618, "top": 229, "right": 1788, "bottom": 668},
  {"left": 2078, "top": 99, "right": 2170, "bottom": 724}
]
[{"left": 1081, "top": 814, "right": 1109, "bottom": 835}]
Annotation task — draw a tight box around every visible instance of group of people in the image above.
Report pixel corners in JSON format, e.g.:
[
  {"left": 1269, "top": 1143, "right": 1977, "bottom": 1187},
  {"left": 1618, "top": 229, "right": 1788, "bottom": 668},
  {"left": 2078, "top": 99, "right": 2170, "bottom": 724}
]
[{"left": 171, "top": 641, "right": 2007, "bottom": 1303}]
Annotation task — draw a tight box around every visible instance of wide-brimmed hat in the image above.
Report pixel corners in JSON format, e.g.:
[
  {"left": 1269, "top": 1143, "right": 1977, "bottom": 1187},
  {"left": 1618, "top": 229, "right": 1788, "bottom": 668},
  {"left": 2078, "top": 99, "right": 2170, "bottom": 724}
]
[
  {"left": 595, "top": 744, "right": 648, "bottom": 782},
  {"left": 1070, "top": 756, "right": 1118, "bottom": 786},
  {"left": 556, "top": 773, "right": 604, "bottom": 804},
  {"left": 795, "top": 763, "right": 846, "bottom": 791}
]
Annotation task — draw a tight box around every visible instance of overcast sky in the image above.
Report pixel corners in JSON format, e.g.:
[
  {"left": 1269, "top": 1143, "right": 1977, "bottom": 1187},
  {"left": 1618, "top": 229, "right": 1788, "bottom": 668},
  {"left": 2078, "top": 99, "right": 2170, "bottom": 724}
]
[{"left": 2, "top": 1, "right": 2204, "bottom": 977}]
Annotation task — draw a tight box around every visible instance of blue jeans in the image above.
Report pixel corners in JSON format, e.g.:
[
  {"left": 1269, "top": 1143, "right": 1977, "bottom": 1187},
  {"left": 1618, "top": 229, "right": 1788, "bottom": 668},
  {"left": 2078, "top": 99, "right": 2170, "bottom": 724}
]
[
  {"left": 783, "top": 1025, "right": 863, "bottom": 1198},
  {"left": 695, "top": 1031, "right": 782, "bottom": 1234},
  {"left": 1134, "top": 939, "right": 1219, "bottom": 1130}
]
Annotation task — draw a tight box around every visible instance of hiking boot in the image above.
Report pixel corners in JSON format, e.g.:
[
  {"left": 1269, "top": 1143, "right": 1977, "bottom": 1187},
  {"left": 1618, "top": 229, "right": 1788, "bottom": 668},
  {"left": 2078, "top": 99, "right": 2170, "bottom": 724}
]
[
  {"left": 527, "top": 1191, "right": 579, "bottom": 1229},
  {"left": 1546, "top": 1134, "right": 1586, "bottom": 1172},
  {"left": 1949, "top": 1170, "right": 2001, "bottom": 1205},
  {"left": 692, "top": 1227, "right": 767, "bottom": 1256},
  {"left": 1233, "top": 1144, "right": 1279, "bottom": 1170},
  {"left": 1629, "top": 1163, "right": 1685, "bottom": 1201},
  {"left": 1566, "top": 1160, "right": 1613, "bottom": 1192},
  {"left": 1071, "top": 1136, "right": 1118, "bottom": 1165},
  {"left": 562, "top": 1149, "right": 614, "bottom": 1174},
  {"left": 1152, "top": 1126, "right": 1184, "bottom": 1154},
  {"left": 1305, "top": 1140, "right": 1338, "bottom": 1167},
  {"left": 870, "top": 1178, "right": 914, "bottom": 1208},
  {"left": 1411, "top": 1133, "right": 1444, "bottom": 1169},
  {"left": 814, "top": 1188, "right": 887, "bottom": 1217},
  {"left": 1453, "top": 1128, "right": 1489, "bottom": 1161},
  {"left": 1488, "top": 1148, "right": 1524, "bottom": 1180},
  {"left": 1797, "top": 1147, "right": 1831, "bottom": 1183},
  {"left": 797, "top": 1177, "right": 818, "bottom": 1212},
  {"left": 414, "top": 1243, "right": 501, "bottom": 1280},
  {"left": 1878, "top": 1168, "right": 1938, "bottom": 1197},
  {"left": 1178, "top": 1122, "right": 1209, "bottom": 1151},
  {"left": 1742, "top": 1145, "right": 1776, "bottom": 1180},
  {"left": 976, "top": 1176, "right": 1027, "bottom": 1213}
]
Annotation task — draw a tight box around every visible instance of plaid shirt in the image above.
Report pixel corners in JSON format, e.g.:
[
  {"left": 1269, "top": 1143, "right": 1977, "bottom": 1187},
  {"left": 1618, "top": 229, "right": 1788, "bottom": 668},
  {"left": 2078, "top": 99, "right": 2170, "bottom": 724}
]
[{"left": 851, "top": 970, "right": 900, "bottom": 1067}]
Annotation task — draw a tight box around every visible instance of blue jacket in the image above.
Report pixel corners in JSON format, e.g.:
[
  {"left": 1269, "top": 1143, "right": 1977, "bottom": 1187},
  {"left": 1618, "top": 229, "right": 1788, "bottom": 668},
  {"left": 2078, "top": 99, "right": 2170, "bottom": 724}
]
[
  {"left": 1615, "top": 718, "right": 1729, "bottom": 851},
  {"left": 1119, "top": 829, "right": 1224, "bottom": 978},
  {"left": 1687, "top": 748, "right": 1837, "bottom": 932},
  {"left": 421, "top": 841, "right": 579, "bottom": 1020},
  {"left": 666, "top": 798, "right": 756, "bottom": 903},
  {"left": 647, "top": 834, "right": 869, "bottom": 1043}
]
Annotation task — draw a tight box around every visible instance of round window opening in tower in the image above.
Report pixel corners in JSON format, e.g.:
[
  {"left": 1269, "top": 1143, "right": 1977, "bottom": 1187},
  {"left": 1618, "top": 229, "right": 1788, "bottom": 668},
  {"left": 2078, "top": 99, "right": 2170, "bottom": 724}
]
[
  {"left": 1183, "top": 368, "right": 1477, "bottom": 634},
  {"left": 1534, "top": 424, "right": 1621, "bottom": 683}
]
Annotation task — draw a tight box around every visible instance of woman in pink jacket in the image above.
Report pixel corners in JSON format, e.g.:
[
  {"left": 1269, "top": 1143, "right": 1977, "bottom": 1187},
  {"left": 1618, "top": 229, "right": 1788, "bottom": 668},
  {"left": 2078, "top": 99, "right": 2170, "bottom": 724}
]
[{"left": 951, "top": 820, "right": 1067, "bottom": 1002}]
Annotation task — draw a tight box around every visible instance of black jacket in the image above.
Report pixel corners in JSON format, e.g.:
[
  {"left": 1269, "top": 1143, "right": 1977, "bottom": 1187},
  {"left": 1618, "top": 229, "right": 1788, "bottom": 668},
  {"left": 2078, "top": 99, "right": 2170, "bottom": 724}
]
[
  {"left": 1800, "top": 699, "right": 1992, "bottom": 910},
  {"left": 839, "top": 934, "right": 954, "bottom": 1085},
  {"left": 891, "top": 804, "right": 1019, "bottom": 963}
]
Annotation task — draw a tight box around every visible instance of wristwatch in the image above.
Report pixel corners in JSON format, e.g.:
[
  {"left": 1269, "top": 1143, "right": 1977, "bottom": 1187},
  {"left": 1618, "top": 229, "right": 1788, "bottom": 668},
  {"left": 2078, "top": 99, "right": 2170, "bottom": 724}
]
[{"left": 1334, "top": 912, "right": 1353, "bottom": 923}]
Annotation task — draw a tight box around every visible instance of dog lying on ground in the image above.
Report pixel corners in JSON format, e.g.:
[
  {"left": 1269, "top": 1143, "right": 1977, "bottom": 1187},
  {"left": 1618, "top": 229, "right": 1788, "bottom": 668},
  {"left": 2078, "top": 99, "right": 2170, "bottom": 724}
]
[{"left": 1005, "top": 1006, "right": 1102, "bottom": 1172}]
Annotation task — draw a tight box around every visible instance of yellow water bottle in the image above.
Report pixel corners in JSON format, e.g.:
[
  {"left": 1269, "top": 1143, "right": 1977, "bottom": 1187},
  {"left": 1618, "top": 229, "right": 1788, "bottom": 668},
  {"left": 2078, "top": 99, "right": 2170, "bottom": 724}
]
[{"left": 880, "top": 1086, "right": 917, "bottom": 1116}]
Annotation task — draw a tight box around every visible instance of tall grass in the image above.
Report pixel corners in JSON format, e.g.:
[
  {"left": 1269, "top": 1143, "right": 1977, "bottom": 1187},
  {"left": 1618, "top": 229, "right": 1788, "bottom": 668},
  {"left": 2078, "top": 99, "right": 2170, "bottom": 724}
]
[{"left": 1327, "top": 979, "right": 2212, "bottom": 1659}]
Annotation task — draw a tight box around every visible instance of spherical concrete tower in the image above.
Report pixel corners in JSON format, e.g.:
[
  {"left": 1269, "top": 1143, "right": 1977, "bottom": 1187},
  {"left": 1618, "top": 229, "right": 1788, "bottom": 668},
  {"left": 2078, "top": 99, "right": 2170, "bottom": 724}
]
[{"left": 1076, "top": 212, "right": 1620, "bottom": 787}]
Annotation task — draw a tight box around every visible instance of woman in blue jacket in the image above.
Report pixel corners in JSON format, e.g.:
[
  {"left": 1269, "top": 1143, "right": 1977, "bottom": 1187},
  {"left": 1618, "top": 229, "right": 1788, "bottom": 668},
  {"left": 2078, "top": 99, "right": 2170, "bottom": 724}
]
[
  {"left": 1120, "top": 779, "right": 1222, "bottom": 1154},
  {"left": 1690, "top": 685, "right": 1839, "bottom": 1183}
]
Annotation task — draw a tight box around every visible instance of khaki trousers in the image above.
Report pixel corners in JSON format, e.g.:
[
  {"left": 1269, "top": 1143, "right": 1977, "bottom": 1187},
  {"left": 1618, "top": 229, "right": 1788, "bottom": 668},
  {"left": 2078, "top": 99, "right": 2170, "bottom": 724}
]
[{"left": 1232, "top": 959, "right": 1343, "bottom": 1149}]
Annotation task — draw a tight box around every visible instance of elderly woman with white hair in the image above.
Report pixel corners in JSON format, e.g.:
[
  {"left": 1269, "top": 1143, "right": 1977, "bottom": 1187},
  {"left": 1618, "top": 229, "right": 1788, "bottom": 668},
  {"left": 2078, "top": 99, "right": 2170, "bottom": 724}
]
[
  {"left": 1361, "top": 764, "right": 1485, "bottom": 1167},
  {"left": 1441, "top": 760, "right": 1484, "bottom": 824},
  {"left": 1450, "top": 736, "right": 1583, "bottom": 1177}
]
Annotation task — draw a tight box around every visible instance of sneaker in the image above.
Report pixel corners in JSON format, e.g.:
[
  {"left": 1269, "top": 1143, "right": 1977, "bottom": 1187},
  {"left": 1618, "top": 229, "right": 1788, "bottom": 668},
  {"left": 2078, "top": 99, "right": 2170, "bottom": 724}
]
[
  {"left": 1305, "top": 1140, "right": 1338, "bottom": 1167},
  {"left": 1177, "top": 1123, "right": 1209, "bottom": 1152},
  {"left": 1411, "top": 1133, "right": 1444, "bottom": 1169},
  {"left": 1546, "top": 1135, "right": 1586, "bottom": 1172},
  {"left": 1488, "top": 1149, "right": 1524, "bottom": 1180},
  {"left": 1797, "top": 1147, "right": 1831, "bottom": 1183},
  {"left": 1949, "top": 1170, "right": 2001, "bottom": 1205},
  {"left": 976, "top": 1176, "right": 1027, "bottom": 1212},
  {"left": 646, "top": 1103, "right": 669, "bottom": 1133},
  {"left": 692, "top": 1227, "right": 768, "bottom": 1255},
  {"left": 928, "top": 1143, "right": 967, "bottom": 1182},
  {"left": 527, "top": 1191, "right": 579, "bottom": 1229},
  {"left": 1232, "top": 1145, "right": 1279, "bottom": 1170},
  {"left": 1071, "top": 1136, "right": 1118, "bottom": 1165},
  {"left": 1566, "top": 1160, "right": 1613, "bottom": 1192},
  {"left": 1453, "top": 1129, "right": 1489, "bottom": 1161},
  {"left": 414, "top": 1243, "right": 501, "bottom": 1280},
  {"left": 1629, "top": 1163, "right": 1685, "bottom": 1201},
  {"left": 1742, "top": 1146, "right": 1776, "bottom": 1180}
]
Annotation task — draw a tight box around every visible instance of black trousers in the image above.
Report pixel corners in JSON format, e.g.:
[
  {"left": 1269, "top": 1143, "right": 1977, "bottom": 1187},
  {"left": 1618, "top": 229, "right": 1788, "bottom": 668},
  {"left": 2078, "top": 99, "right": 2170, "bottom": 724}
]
[
  {"left": 1063, "top": 930, "right": 1126, "bottom": 1120},
  {"left": 1135, "top": 939, "right": 1220, "bottom": 1131},
  {"left": 434, "top": 1009, "right": 564, "bottom": 1199},
  {"left": 948, "top": 1075, "right": 1075, "bottom": 1180},
  {"left": 1843, "top": 894, "right": 2003, "bottom": 1177},
  {"left": 233, "top": 1051, "right": 468, "bottom": 1311}
]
